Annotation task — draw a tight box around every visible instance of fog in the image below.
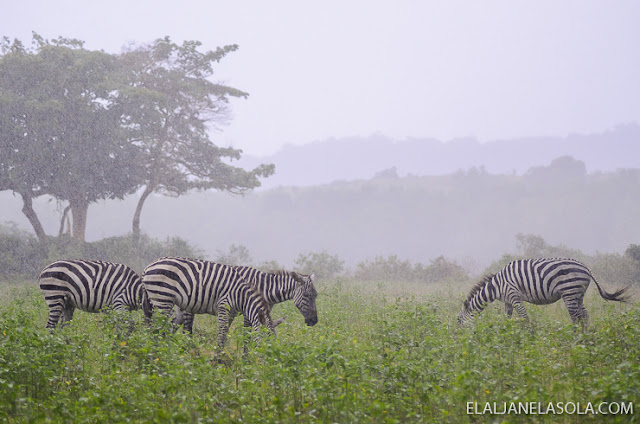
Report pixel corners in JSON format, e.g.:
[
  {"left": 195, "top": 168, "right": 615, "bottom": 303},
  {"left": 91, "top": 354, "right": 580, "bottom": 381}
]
[
  {"left": 3, "top": 1, "right": 640, "bottom": 155},
  {"left": 2, "top": 131, "right": 639, "bottom": 272},
  {"left": 1, "top": 2, "right": 640, "bottom": 275}
]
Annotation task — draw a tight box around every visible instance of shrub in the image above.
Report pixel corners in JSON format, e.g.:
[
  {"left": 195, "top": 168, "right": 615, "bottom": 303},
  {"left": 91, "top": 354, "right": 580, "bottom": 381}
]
[
  {"left": 0, "top": 230, "right": 203, "bottom": 278},
  {"left": 589, "top": 253, "right": 640, "bottom": 288},
  {"left": 215, "top": 244, "right": 253, "bottom": 265},
  {"left": 0, "top": 222, "right": 47, "bottom": 278},
  {"left": 354, "top": 255, "right": 415, "bottom": 282},
  {"left": 414, "top": 256, "right": 468, "bottom": 284},
  {"left": 294, "top": 250, "right": 345, "bottom": 280}
]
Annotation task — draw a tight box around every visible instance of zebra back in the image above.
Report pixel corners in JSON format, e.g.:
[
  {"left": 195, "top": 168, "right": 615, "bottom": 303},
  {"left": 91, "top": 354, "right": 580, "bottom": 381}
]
[
  {"left": 142, "top": 257, "right": 268, "bottom": 322},
  {"left": 39, "top": 259, "right": 143, "bottom": 317}
]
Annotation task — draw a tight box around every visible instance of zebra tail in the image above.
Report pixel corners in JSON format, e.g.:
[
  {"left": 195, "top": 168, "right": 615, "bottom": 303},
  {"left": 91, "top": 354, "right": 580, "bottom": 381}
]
[{"left": 591, "top": 274, "right": 630, "bottom": 302}]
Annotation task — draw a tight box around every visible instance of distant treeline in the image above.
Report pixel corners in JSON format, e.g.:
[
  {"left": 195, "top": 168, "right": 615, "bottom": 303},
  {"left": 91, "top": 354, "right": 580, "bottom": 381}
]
[
  {"left": 2, "top": 222, "right": 639, "bottom": 290},
  {"left": 127, "top": 155, "right": 640, "bottom": 269},
  {"left": 1, "top": 155, "right": 640, "bottom": 274},
  {"left": 240, "top": 124, "right": 640, "bottom": 188}
]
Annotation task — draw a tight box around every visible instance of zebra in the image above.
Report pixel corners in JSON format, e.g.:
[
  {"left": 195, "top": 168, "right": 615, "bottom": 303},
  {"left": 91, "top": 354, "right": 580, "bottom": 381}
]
[
  {"left": 457, "top": 258, "right": 629, "bottom": 330},
  {"left": 39, "top": 259, "right": 145, "bottom": 329},
  {"left": 174, "top": 266, "right": 318, "bottom": 334},
  {"left": 141, "top": 257, "right": 276, "bottom": 351}
]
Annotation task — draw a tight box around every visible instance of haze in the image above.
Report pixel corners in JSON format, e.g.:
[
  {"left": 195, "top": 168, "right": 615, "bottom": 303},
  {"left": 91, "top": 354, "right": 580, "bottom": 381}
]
[
  {"left": 3, "top": 1, "right": 639, "bottom": 155},
  {"left": 2, "top": 1, "right": 640, "bottom": 272}
]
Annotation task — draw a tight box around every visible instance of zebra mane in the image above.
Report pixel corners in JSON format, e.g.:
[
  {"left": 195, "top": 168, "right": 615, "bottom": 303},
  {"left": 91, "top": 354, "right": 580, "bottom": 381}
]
[
  {"left": 268, "top": 270, "right": 299, "bottom": 279},
  {"left": 465, "top": 274, "right": 494, "bottom": 303}
]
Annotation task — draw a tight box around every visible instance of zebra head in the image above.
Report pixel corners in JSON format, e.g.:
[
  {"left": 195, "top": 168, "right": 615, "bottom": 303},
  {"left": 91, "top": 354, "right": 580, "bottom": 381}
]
[
  {"left": 291, "top": 272, "right": 318, "bottom": 326},
  {"left": 458, "top": 275, "right": 496, "bottom": 326},
  {"left": 457, "top": 299, "right": 473, "bottom": 326}
]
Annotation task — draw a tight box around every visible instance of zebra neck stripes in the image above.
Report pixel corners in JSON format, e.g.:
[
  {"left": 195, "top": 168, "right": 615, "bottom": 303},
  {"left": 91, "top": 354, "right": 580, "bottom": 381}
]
[
  {"left": 237, "top": 267, "right": 300, "bottom": 305},
  {"left": 460, "top": 275, "right": 500, "bottom": 318}
]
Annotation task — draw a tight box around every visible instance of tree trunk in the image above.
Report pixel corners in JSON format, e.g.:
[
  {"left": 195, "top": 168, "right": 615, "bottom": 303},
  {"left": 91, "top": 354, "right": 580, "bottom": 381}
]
[
  {"left": 132, "top": 184, "right": 155, "bottom": 244},
  {"left": 58, "top": 204, "right": 72, "bottom": 236},
  {"left": 69, "top": 196, "right": 89, "bottom": 242},
  {"left": 19, "top": 192, "right": 48, "bottom": 248}
]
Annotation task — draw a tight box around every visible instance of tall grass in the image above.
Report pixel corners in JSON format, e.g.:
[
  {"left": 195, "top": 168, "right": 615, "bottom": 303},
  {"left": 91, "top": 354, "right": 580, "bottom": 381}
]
[{"left": 0, "top": 280, "right": 638, "bottom": 423}]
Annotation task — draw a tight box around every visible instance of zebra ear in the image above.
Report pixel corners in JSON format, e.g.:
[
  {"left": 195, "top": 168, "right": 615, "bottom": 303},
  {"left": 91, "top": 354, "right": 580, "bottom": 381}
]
[{"left": 291, "top": 272, "right": 313, "bottom": 284}]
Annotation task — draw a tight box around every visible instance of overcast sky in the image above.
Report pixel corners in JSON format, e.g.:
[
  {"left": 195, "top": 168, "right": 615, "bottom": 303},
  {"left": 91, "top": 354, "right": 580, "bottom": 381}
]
[{"left": 3, "top": 1, "right": 639, "bottom": 155}]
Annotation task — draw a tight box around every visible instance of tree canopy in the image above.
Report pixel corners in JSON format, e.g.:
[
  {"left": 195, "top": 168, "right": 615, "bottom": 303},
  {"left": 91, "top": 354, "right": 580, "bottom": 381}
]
[
  {"left": 0, "top": 33, "right": 273, "bottom": 243},
  {"left": 0, "top": 35, "right": 141, "bottom": 242},
  {"left": 115, "top": 37, "right": 274, "bottom": 240}
]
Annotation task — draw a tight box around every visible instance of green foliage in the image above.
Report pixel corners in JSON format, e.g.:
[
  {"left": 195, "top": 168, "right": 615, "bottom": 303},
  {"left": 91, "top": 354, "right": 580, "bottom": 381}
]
[
  {"left": 414, "top": 256, "right": 468, "bottom": 284},
  {"left": 355, "top": 255, "right": 468, "bottom": 284},
  {"left": 0, "top": 34, "right": 141, "bottom": 241},
  {"left": 294, "top": 250, "right": 345, "bottom": 280},
  {"left": 590, "top": 253, "right": 640, "bottom": 288},
  {"left": 1, "top": 33, "right": 274, "bottom": 243},
  {"left": 625, "top": 244, "right": 640, "bottom": 263},
  {"left": 516, "top": 233, "right": 588, "bottom": 261},
  {"left": 0, "top": 283, "right": 638, "bottom": 423},
  {"left": 0, "top": 228, "right": 202, "bottom": 278},
  {"left": 216, "top": 244, "right": 253, "bottom": 265},
  {"left": 118, "top": 37, "right": 275, "bottom": 238},
  {"left": 0, "top": 223, "right": 46, "bottom": 277},
  {"left": 355, "top": 255, "right": 416, "bottom": 283}
]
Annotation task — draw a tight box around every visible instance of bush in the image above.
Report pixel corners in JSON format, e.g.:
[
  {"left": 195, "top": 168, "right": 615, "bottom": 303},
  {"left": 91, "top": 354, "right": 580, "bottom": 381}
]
[
  {"left": 0, "top": 223, "right": 47, "bottom": 278},
  {"left": 294, "top": 251, "right": 345, "bottom": 280},
  {"left": 414, "top": 256, "right": 468, "bottom": 284},
  {"left": 0, "top": 228, "right": 204, "bottom": 278},
  {"left": 589, "top": 253, "right": 640, "bottom": 288},
  {"left": 354, "top": 255, "right": 415, "bottom": 282},
  {"left": 354, "top": 255, "right": 467, "bottom": 284},
  {"left": 215, "top": 244, "right": 253, "bottom": 265}
]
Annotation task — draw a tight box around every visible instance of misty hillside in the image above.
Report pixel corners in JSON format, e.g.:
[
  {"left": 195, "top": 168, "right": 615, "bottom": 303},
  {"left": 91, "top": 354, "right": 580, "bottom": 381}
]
[
  {"left": 2, "top": 156, "right": 639, "bottom": 273},
  {"left": 239, "top": 124, "right": 640, "bottom": 188}
]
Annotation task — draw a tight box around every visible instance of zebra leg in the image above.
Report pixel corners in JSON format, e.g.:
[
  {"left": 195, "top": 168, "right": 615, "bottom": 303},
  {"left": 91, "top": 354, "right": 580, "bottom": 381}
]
[
  {"left": 147, "top": 300, "right": 176, "bottom": 332},
  {"left": 45, "top": 300, "right": 65, "bottom": 329},
  {"left": 112, "top": 303, "right": 136, "bottom": 333},
  {"left": 59, "top": 303, "right": 76, "bottom": 328},
  {"left": 216, "top": 307, "right": 234, "bottom": 352},
  {"left": 563, "top": 296, "right": 589, "bottom": 331},
  {"left": 504, "top": 303, "right": 514, "bottom": 318},
  {"left": 181, "top": 312, "right": 195, "bottom": 334},
  {"left": 511, "top": 301, "right": 528, "bottom": 320},
  {"left": 168, "top": 308, "right": 194, "bottom": 334},
  {"left": 142, "top": 291, "right": 153, "bottom": 326},
  {"left": 242, "top": 316, "right": 253, "bottom": 358}
]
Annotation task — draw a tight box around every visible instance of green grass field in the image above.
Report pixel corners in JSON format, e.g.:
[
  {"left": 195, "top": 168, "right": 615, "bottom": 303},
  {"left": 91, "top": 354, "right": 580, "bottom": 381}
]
[{"left": 0, "top": 280, "right": 638, "bottom": 423}]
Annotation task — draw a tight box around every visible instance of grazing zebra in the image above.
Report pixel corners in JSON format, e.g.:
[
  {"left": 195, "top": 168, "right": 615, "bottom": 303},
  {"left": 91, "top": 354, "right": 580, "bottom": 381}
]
[
  {"left": 39, "top": 259, "right": 145, "bottom": 329},
  {"left": 141, "top": 257, "right": 276, "bottom": 351},
  {"left": 175, "top": 266, "right": 318, "bottom": 333},
  {"left": 458, "top": 258, "right": 629, "bottom": 330}
]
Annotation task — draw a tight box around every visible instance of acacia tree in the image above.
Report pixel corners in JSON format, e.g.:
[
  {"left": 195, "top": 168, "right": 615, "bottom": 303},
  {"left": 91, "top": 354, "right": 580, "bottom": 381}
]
[
  {"left": 0, "top": 34, "right": 141, "bottom": 242},
  {"left": 0, "top": 49, "right": 47, "bottom": 245},
  {"left": 116, "top": 37, "right": 274, "bottom": 241}
]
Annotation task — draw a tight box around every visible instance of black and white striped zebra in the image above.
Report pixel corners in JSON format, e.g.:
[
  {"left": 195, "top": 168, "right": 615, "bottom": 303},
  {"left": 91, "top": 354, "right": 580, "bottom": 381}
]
[
  {"left": 141, "top": 257, "right": 275, "bottom": 351},
  {"left": 39, "top": 259, "right": 145, "bottom": 329},
  {"left": 175, "top": 266, "right": 318, "bottom": 333},
  {"left": 458, "top": 258, "right": 629, "bottom": 330}
]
